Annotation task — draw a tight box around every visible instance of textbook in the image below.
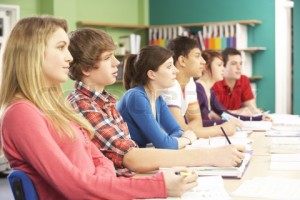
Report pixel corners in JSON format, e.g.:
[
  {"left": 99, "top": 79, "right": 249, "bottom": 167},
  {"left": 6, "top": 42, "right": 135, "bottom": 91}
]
[{"left": 160, "top": 153, "right": 251, "bottom": 179}]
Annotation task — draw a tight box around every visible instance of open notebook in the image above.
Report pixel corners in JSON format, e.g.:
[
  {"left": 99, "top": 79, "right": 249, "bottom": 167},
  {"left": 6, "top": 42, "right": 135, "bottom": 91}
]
[{"left": 185, "top": 153, "right": 251, "bottom": 179}]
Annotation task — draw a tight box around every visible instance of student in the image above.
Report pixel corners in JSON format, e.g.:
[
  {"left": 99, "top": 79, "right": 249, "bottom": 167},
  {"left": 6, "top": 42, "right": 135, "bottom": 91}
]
[
  {"left": 195, "top": 50, "right": 269, "bottom": 126},
  {"left": 67, "top": 28, "right": 245, "bottom": 176},
  {"left": 118, "top": 45, "right": 198, "bottom": 149},
  {"left": 162, "top": 36, "right": 239, "bottom": 138},
  {"left": 0, "top": 16, "right": 199, "bottom": 199},
  {"left": 212, "top": 47, "right": 261, "bottom": 114}
]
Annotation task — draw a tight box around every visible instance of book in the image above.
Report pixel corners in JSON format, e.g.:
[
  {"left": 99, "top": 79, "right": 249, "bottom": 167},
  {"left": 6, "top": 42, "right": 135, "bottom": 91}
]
[
  {"left": 266, "top": 131, "right": 300, "bottom": 137},
  {"left": 269, "top": 137, "right": 300, "bottom": 154},
  {"left": 241, "top": 121, "right": 272, "bottom": 131},
  {"left": 184, "top": 153, "right": 252, "bottom": 179},
  {"left": 119, "top": 34, "right": 141, "bottom": 54},
  {"left": 270, "top": 154, "right": 300, "bottom": 170}
]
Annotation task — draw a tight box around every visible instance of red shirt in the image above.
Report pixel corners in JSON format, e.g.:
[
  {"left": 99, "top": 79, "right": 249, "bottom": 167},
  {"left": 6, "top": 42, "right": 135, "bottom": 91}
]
[{"left": 212, "top": 75, "right": 254, "bottom": 110}]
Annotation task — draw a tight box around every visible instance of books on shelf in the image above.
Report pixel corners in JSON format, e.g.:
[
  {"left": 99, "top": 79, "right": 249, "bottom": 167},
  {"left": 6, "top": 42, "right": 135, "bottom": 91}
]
[
  {"left": 148, "top": 23, "right": 248, "bottom": 51},
  {"left": 119, "top": 33, "right": 141, "bottom": 54}
]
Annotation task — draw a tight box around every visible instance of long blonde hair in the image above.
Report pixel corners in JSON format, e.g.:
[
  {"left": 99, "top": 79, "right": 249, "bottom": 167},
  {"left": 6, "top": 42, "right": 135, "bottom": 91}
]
[{"left": 0, "top": 16, "right": 94, "bottom": 139}]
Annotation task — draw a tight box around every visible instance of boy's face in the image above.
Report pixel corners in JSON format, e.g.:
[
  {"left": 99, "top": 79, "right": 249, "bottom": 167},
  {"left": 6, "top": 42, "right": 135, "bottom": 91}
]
[
  {"left": 82, "top": 50, "right": 120, "bottom": 91},
  {"left": 182, "top": 47, "right": 206, "bottom": 78},
  {"left": 223, "top": 54, "right": 242, "bottom": 80}
]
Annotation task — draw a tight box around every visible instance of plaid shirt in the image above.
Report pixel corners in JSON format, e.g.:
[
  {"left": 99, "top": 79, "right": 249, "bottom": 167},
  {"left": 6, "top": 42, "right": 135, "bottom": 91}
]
[{"left": 68, "top": 81, "right": 137, "bottom": 176}]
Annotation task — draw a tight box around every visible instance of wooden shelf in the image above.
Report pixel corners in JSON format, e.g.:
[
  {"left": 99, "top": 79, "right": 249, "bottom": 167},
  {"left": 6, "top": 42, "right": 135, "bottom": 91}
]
[
  {"left": 77, "top": 21, "right": 148, "bottom": 29},
  {"left": 239, "top": 47, "right": 266, "bottom": 53},
  {"left": 150, "top": 20, "right": 262, "bottom": 28},
  {"left": 249, "top": 76, "right": 263, "bottom": 81},
  {"left": 77, "top": 19, "right": 261, "bottom": 29}
]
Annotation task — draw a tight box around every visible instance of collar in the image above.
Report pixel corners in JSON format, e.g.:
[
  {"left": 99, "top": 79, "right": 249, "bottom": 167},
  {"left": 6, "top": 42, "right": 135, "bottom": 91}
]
[{"left": 74, "top": 81, "right": 116, "bottom": 104}]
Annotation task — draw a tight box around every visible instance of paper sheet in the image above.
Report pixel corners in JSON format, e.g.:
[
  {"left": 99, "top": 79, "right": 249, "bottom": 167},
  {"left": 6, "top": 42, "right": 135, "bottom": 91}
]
[{"left": 232, "top": 176, "right": 300, "bottom": 199}]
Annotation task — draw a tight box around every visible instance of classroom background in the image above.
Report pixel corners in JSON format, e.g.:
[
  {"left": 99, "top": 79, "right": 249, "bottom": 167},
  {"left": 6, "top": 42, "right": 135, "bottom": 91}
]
[{"left": 0, "top": 0, "right": 299, "bottom": 115}]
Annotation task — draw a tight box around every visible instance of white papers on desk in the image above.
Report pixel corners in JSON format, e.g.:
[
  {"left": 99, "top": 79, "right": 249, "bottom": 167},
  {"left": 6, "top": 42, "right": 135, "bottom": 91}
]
[
  {"left": 266, "top": 131, "right": 300, "bottom": 137},
  {"left": 187, "top": 153, "right": 251, "bottom": 178},
  {"left": 272, "top": 125, "right": 300, "bottom": 132},
  {"left": 186, "top": 131, "right": 252, "bottom": 149},
  {"left": 241, "top": 121, "right": 272, "bottom": 131},
  {"left": 153, "top": 176, "right": 231, "bottom": 200},
  {"left": 270, "top": 154, "right": 300, "bottom": 170},
  {"left": 270, "top": 137, "right": 300, "bottom": 154},
  {"left": 179, "top": 176, "right": 230, "bottom": 200},
  {"left": 232, "top": 176, "right": 300, "bottom": 199},
  {"left": 270, "top": 113, "right": 300, "bottom": 126}
]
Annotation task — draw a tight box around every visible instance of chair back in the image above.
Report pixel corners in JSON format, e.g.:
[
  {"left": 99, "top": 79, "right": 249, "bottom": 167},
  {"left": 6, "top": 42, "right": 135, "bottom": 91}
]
[{"left": 7, "top": 169, "right": 39, "bottom": 200}]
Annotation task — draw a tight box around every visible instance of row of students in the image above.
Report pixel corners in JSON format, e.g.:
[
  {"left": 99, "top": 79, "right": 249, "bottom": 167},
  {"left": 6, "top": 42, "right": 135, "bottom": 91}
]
[
  {"left": 67, "top": 28, "right": 244, "bottom": 172},
  {"left": 0, "top": 16, "right": 198, "bottom": 199},
  {"left": 195, "top": 49, "right": 271, "bottom": 126},
  {"left": 0, "top": 16, "right": 245, "bottom": 199}
]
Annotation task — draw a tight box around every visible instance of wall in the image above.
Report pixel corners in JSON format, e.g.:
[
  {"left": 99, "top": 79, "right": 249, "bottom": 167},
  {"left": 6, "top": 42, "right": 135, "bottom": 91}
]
[
  {"left": 0, "top": 0, "right": 148, "bottom": 98},
  {"left": 293, "top": 0, "right": 300, "bottom": 114},
  {"left": 149, "top": 0, "right": 276, "bottom": 112}
]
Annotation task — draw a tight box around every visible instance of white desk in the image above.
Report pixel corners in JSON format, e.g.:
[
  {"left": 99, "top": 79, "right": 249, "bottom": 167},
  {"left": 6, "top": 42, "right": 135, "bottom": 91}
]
[{"left": 224, "top": 131, "right": 300, "bottom": 199}]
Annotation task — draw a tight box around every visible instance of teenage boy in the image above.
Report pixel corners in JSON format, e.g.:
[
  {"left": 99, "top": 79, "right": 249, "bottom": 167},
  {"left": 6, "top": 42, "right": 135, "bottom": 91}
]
[
  {"left": 212, "top": 48, "right": 260, "bottom": 114},
  {"left": 162, "top": 36, "right": 239, "bottom": 139},
  {"left": 67, "top": 28, "right": 245, "bottom": 176}
]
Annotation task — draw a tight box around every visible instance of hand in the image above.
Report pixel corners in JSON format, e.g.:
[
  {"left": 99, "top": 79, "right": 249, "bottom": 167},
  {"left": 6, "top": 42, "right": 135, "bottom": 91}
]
[
  {"left": 163, "top": 167, "right": 198, "bottom": 197},
  {"left": 208, "top": 145, "right": 245, "bottom": 167},
  {"left": 262, "top": 114, "right": 272, "bottom": 121},
  {"left": 219, "top": 121, "right": 237, "bottom": 136},
  {"left": 181, "top": 130, "right": 197, "bottom": 143}
]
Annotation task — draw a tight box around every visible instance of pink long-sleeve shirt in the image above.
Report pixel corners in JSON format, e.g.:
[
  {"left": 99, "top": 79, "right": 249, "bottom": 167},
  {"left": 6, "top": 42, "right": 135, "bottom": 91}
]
[{"left": 1, "top": 100, "right": 166, "bottom": 200}]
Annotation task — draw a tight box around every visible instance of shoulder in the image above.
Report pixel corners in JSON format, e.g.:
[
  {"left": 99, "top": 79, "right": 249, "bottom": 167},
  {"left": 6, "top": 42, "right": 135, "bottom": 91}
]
[
  {"left": 67, "top": 90, "right": 95, "bottom": 110},
  {"left": 120, "top": 87, "right": 148, "bottom": 104},
  {"left": 212, "top": 80, "right": 225, "bottom": 90},
  {"left": 240, "top": 75, "right": 251, "bottom": 82},
  {"left": 1, "top": 100, "right": 46, "bottom": 126}
]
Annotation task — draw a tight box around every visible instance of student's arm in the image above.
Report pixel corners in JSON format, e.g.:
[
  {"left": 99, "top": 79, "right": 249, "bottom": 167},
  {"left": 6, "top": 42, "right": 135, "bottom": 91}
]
[
  {"left": 169, "top": 103, "right": 237, "bottom": 138},
  {"left": 124, "top": 144, "right": 245, "bottom": 172},
  {"left": 126, "top": 91, "right": 180, "bottom": 149},
  {"left": 158, "top": 97, "right": 196, "bottom": 148},
  {"left": 70, "top": 97, "right": 136, "bottom": 173},
  {"left": 243, "top": 99, "right": 262, "bottom": 114}
]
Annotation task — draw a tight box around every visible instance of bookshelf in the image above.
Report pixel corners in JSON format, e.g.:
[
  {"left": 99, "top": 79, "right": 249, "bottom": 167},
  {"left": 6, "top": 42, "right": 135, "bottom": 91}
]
[{"left": 77, "top": 20, "right": 265, "bottom": 82}]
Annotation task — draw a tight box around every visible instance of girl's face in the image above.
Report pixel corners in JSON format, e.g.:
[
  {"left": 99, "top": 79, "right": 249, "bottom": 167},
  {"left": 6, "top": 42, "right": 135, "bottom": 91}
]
[
  {"left": 210, "top": 57, "right": 225, "bottom": 82},
  {"left": 150, "top": 57, "right": 178, "bottom": 89},
  {"left": 82, "top": 50, "right": 120, "bottom": 91},
  {"left": 43, "top": 27, "right": 73, "bottom": 85}
]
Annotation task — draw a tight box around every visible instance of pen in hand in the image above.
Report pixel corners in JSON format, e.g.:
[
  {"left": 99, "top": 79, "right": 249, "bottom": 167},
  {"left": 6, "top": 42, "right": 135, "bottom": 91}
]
[
  {"left": 220, "top": 126, "right": 231, "bottom": 145},
  {"left": 175, "top": 171, "right": 192, "bottom": 176},
  {"left": 220, "top": 127, "right": 243, "bottom": 167}
]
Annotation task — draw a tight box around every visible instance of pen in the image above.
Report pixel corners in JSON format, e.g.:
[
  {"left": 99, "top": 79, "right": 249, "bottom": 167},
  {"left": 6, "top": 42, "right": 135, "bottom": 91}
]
[
  {"left": 220, "top": 126, "right": 231, "bottom": 144},
  {"left": 221, "top": 113, "right": 241, "bottom": 131},
  {"left": 221, "top": 126, "right": 244, "bottom": 167},
  {"left": 175, "top": 171, "right": 192, "bottom": 176}
]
